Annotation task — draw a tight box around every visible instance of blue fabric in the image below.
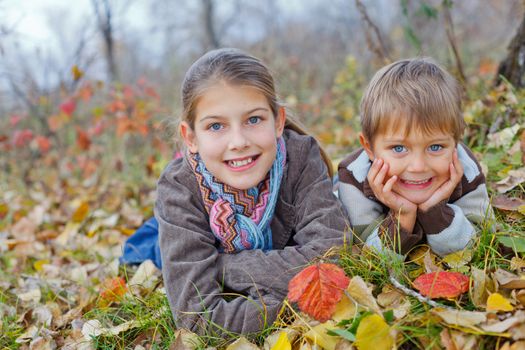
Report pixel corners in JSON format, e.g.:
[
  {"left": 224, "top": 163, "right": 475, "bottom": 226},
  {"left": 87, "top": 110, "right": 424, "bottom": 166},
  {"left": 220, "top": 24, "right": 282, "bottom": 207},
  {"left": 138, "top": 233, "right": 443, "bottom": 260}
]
[{"left": 119, "top": 217, "right": 162, "bottom": 269}]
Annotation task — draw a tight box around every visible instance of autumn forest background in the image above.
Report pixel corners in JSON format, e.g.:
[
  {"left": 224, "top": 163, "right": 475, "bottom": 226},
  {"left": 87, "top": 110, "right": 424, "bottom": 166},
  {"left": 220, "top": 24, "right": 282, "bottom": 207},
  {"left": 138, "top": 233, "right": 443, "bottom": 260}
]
[{"left": 1, "top": 0, "right": 525, "bottom": 349}]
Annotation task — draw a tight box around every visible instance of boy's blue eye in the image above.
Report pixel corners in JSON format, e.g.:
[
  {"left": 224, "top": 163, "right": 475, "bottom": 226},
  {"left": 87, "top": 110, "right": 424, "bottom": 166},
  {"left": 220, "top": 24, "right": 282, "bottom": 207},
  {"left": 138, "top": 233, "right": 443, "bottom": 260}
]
[
  {"left": 429, "top": 144, "right": 443, "bottom": 152},
  {"left": 248, "top": 116, "right": 261, "bottom": 124},
  {"left": 392, "top": 145, "right": 406, "bottom": 153},
  {"left": 209, "top": 123, "right": 222, "bottom": 131}
]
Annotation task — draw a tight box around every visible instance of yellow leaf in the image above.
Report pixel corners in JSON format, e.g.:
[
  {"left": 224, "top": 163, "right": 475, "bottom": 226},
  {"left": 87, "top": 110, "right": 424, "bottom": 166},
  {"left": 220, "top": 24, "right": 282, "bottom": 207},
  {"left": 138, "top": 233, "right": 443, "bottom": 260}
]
[
  {"left": 518, "top": 205, "right": 525, "bottom": 216},
  {"left": 355, "top": 314, "right": 394, "bottom": 350},
  {"left": 271, "top": 332, "right": 291, "bottom": 350},
  {"left": 332, "top": 294, "right": 357, "bottom": 322},
  {"left": 486, "top": 293, "right": 514, "bottom": 312},
  {"left": 72, "top": 202, "right": 90, "bottom": 223},
  {"left": 71, "top": 65, "right": 84, "bottom": 81},
  {"left": 304, "top": 321, "right": 339, "bottom": 350},
  {"left": 34, "top": 259, "right": 50, "bottom": 272},
  {"left": 442, "top": 249, "right": 473, "bottom": 268}
]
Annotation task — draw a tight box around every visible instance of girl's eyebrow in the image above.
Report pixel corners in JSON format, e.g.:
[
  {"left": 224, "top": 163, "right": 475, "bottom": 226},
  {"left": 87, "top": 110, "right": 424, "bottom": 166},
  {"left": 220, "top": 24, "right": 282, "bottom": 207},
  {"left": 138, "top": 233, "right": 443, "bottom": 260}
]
[
  {"left": 244, "top": 107, "right": 269, "bottom": 115},
  {"left": 199, "top": 107, "right": 270, "bottom": 123}
]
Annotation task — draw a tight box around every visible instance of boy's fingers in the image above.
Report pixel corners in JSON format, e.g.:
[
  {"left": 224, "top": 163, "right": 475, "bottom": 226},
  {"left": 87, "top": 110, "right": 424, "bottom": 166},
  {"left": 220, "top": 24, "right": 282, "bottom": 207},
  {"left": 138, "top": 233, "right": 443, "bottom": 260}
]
[{"left": 383, "top": 174, "right": 397, "bottom": 193}]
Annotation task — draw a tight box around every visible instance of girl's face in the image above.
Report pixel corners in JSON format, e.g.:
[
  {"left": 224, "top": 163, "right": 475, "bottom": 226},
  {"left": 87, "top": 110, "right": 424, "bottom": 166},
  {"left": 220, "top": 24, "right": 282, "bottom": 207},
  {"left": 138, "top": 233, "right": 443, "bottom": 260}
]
[{"left": 181, "top": 82, "right": 286, "bottom": 190}]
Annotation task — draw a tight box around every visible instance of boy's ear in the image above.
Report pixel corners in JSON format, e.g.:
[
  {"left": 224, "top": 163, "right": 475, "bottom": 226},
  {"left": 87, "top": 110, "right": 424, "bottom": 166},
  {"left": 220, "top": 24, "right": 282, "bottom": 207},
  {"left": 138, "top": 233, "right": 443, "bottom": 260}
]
[
  {"left": 275, "top": 106, "right": 286, "bottom": 137},
  {"left": 180, "top": 121, "right": 198, "bottom": 153},
  {"left": 359, "top": 132, "right": 375, "bottom": 160}
]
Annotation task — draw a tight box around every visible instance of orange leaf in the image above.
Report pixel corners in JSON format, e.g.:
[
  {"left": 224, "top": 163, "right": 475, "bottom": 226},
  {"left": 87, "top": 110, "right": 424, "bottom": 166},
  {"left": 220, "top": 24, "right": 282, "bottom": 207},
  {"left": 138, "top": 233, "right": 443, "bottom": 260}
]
[
  {"left": 98, "top": 277, "right": 128, "bottom": 307},
  {"left": 413, "top": 271, "right": 469, "bottom": 299},
  {"left": 76, "top": 127, "right": 91, "bottom": 150},
  {"left": 287, "top": 263, "right": 350, "bottom": 322}
]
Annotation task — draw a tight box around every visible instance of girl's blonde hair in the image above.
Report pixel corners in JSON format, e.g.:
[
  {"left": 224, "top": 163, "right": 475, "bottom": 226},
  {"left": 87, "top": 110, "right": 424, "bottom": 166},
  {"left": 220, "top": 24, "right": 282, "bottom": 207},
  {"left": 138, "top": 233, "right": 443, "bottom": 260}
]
[
  {"left": 360, "top": 57, "right": 465, "bottom": 144},
  {"left": 180, "top": 48, "right": 333, "bottom": 177}
]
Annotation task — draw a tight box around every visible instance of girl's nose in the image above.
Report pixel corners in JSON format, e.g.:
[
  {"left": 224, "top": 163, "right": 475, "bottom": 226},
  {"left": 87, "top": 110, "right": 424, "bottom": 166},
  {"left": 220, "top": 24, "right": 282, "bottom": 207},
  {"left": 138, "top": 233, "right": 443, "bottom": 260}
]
[{"left": 228, "top": 128, "right": 249, "bottom": 150}]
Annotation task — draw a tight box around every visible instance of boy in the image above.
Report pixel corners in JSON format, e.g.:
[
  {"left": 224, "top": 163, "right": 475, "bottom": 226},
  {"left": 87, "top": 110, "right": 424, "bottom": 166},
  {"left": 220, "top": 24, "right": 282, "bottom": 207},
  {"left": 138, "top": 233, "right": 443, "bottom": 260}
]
[{"left": 338, "top": 57, "right": 491, "bottom": 257}]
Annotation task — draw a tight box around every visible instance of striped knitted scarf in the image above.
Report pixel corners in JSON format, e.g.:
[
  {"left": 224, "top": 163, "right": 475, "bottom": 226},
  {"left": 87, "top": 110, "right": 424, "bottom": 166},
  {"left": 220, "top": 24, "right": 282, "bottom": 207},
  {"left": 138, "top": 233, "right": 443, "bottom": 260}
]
[{"left": 189, "top": 138, "right": 286, "bottom": 253}]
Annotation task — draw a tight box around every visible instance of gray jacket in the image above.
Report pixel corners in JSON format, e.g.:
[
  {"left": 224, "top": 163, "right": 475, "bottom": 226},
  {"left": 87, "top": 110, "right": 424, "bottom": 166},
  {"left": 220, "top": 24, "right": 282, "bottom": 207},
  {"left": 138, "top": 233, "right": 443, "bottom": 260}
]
[{"left": 156, "top": 129, "right": 349, "bottom": 335}]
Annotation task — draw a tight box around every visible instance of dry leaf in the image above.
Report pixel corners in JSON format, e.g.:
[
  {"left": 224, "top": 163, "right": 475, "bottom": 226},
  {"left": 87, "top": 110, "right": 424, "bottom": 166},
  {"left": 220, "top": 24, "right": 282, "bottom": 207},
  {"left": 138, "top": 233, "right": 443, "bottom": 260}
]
[
  {"left": 354, "top": 314, "right": 394, "bottom": 350},
  {"left": 471, "top": 267, "right": 489, "bottom": 307},
  {"left": 304, "top": 321, "right": 339, "bottom": 350},
  {"left": 270, "top": 331, "right": 291, "bottom": 350},
  {"left": 510, "top": 257, "right": 525, "bottom": 272},
  {"left": 413, "top": 271, "right": 469, "bottom": 299},
  {"left": 331, "top": 294, "right": 358, "bottom": 322},
  {"left": 225, "top": 337, "right": 259, "bottom": 350},
  {"left": 495, "top": 167, "right": 525, "bottom": 193},
  {"left": 431, "top": 308, "right": 486, "bottom": 328},
  {"left": 486, "top": 293, "right": 514, "bottom": 312},
  {"left": 481, "top": 311, "right": 525, "bottom": 333},
  {"left": 442, "top": 249, "right": 473, "bottom": 268},
  {"left": 494, "top": 269, "right": 525, "bottom": 289},
  {"left": 288, "top": 263, "right": 350, "bottom": 322},
  {"left": 98, "top": 277, "right": 128, "bottom": 307},
  {"left": 264, "top": 329, "right": 299, "bottom": 350},
  {"left": 346, "top": 276, "right": 381, "bottom": 314},
  {"left": 492, "top": 195, "right": 525, "bottom": 211}
]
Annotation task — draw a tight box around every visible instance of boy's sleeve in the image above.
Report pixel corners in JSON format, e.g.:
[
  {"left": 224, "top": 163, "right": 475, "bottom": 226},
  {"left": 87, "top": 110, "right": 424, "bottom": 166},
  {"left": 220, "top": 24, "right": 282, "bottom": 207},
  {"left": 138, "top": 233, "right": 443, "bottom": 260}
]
[
  {"left": 156, "top": 165, "right": 283, "bottom": 336},
  {"left": 338, "top": 150, "right": 424, "bottom": 255},
  {"left": 216, "top": 137, "right": 350, "bottom": 298},
  {"left": 417, "top": 144, "right": 492, "bottom": 256}
]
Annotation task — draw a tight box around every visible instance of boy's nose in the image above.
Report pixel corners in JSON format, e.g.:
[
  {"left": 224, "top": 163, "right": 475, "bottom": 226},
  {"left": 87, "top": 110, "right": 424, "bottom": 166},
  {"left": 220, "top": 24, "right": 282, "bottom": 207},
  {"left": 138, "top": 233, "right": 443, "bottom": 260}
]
[{"left": 407, "top": 155, "right": 427, "bottom": 172}]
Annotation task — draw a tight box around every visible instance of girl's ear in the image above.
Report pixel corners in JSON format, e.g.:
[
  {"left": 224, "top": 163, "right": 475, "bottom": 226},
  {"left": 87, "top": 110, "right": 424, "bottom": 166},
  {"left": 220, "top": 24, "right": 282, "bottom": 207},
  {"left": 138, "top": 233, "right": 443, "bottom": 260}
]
[
  {"left": 275, "top": 107, "right": 286, "bottom": 137},
  {"left": 359, "top": 132, "right": 374, "bottom": 160},
  {"left": 180, "top": 121, "right": 198, "bottom": 153}
]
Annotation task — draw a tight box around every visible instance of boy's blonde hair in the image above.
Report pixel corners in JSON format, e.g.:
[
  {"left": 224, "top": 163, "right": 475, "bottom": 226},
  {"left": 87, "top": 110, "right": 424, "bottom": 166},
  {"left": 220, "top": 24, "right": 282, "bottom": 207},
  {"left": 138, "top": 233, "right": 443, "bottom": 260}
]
[{"left": 360, "top": 57, "right": 465, "bottom": 144}]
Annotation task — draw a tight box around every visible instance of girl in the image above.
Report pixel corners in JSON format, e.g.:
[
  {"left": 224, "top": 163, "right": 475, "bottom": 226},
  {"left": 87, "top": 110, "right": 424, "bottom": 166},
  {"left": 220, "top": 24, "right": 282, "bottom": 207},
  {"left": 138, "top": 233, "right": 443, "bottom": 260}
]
[{"left": 151, "top": 48, "right": 348, "bottom": 335}]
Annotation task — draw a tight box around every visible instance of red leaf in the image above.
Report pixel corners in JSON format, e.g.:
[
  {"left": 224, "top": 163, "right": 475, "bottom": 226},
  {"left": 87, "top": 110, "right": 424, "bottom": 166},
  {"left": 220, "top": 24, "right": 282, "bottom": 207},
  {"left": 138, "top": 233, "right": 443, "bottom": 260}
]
[
  {"left": 98, "top": 277, "right": 128, "bottom": 307},
  {"left": 12, "top": 129, "right": 34, "bottom": 147},
  {"left": 76, "top": 127, "right": 91, "bottom": 150},
  {"left": 35, "top": 136, "right": 51, "bottom": 153},
  {"left": 413, "top": 271, "right": 469, "bottom": 299},
  {"left": 288, "top": 263, "right": 350, "bottom": 322},
  {"left": 60, "top": 99, "right": 76, "bottom": 116}
]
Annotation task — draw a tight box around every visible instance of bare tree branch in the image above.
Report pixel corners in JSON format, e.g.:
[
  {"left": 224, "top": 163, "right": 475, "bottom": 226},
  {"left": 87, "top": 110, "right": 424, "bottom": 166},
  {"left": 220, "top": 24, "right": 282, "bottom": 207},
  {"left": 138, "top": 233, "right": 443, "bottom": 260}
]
[
  {"left": 442, "top": 1, "right": 466, "bottom": 86},
  {"left": 354, "top": 0, "right": 391, "bottom": 64}
]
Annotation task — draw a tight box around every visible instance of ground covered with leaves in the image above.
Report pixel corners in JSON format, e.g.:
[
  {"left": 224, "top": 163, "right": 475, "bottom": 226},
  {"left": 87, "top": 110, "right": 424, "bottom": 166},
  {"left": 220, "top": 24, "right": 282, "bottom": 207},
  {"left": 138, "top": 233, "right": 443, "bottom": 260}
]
[{"left": 0, "top": 77, "right": 524, "bottom": 349}]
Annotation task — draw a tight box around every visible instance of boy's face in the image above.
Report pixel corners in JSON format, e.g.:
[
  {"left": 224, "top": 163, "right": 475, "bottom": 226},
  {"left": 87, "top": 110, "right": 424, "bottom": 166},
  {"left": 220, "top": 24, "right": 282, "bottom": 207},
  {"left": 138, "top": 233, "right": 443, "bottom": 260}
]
[{"left": 361, "top": 126, "right": 457, "bottom": 205}]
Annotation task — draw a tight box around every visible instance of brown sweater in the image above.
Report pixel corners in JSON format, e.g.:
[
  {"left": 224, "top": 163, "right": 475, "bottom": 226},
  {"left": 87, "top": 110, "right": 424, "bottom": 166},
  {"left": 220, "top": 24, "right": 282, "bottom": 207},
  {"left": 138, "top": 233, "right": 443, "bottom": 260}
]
[
  {"left": 156, "top": 129, "right": 349, "bottom": 335},
  {"left": 338, "top": 144, "right": 492, "bottom": 256}
]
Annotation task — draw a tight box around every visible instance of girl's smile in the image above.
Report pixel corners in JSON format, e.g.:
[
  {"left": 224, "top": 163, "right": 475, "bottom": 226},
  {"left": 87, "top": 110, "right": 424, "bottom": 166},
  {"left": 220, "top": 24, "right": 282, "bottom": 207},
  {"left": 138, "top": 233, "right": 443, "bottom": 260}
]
[{"left": 225, "top": 155, "right": 260, "bottom": 171}]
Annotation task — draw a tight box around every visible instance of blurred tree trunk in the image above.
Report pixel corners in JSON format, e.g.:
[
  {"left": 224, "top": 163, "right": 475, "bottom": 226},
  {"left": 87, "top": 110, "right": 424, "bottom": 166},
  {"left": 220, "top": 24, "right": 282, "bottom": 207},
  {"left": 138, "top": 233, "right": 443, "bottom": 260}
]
[
  {"left": 495, "top": 9, "right": 525, "bottom": 88},
  {"left": 92, "top": 0, "right": 118, "bottom": 82},
  {"left": 203, "top": 0, "right": 220, "bottom": 49}
]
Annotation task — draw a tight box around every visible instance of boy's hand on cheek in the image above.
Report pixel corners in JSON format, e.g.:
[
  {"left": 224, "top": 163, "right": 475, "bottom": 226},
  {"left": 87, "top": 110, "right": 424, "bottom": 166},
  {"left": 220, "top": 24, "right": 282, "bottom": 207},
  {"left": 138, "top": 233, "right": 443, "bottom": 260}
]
[
  {"left": 368, "top": 158, "right": 417, "bottom": 215},
  {"left": 419, "top": 150, "right": 464, "bottom": 212}
]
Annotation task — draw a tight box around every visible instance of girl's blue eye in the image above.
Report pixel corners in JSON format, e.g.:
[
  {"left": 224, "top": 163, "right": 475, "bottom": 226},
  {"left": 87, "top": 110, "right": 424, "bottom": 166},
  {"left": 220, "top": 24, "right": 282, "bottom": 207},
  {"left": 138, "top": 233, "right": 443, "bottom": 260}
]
[
  {"left": 429, "top": 144, "right": 443, "bottom": 152},
  {"left": 248, "top": 116, "right": 261, "bottom": 124},
  {"left": 392, "top": 145, "right": 406, "bottom": 153},
  {"left": 209, "top": 123, "right": 222, "bottom": 131}
]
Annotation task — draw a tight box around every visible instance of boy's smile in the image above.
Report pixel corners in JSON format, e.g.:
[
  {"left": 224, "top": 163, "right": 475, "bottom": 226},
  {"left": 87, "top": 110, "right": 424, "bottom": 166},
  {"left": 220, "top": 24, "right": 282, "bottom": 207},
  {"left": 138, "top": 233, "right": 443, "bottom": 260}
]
[
  {"left": 180, "top": 82, "right": 285, "bottom": 190},
  {"left": 362, "top": 127, "right": 456, "bottom": 205}
]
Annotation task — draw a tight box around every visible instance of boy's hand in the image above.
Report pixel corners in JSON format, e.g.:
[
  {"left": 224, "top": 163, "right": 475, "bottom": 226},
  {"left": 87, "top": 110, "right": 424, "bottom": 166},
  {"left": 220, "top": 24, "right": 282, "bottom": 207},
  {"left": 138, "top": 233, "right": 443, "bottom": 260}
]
[
  {"left": 368, "top": 158, "right": 418, "bottom": 214},
  {"left": 419, "top": 150, "right": 463, "bottom": 212}
]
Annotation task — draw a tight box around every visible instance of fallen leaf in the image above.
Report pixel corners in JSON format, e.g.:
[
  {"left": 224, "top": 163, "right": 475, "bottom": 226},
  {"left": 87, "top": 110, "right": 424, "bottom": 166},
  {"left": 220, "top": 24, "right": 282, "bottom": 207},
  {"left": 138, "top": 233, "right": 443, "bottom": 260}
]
[
  {"left": 498, "top": 236, "right": 525, "bottom": 253},
  {"left": 440, "top": 329, "right": 478, "bottom": 350},
  {"left": 492, "top": 195, "right": 525, "bottom": 211},
  {"left": 72, "top": 201, "right": 90, "bottom": 223},
  {"left": 270, "top": 331, "right": 291, "bottom": 350},
  {"left": 81, "top": 319, "right": 139, "bottom": 339},
  {"left": 346, "top": 276, "right": 381, "bottom": 314},
  {"left": 494, "top": 269, "right": 525, "bottom": 289},
  {"left": 413, "top": 271, "right": 469, "bottom": 299},
  {"left": 288, "top": 263, "right": 350, "bottom": 322},
  {"left": 129, "top": 260, "right": 161, "bottom": 295},
  {"left": 495, "top": 167, "right": 525, "bottom": 193},
  {"left": 510, "top": 257, "right": 525, "bottom": 271},
  {"left": 481, "top": 311, "right": 525, "bottom": 333},
  {"left": 170, "top": 329, "right": 200, "bottom": 350},
  {"left": 331, "top": 294, "right": 358, "bottom": 322},
  {"left": 226, "top": 337, "right": 260, "bottom": 350},
  {"left": 304, "top": 320, "right": 339, "bottom": 350},
  {"left": 264, "top": 329, "right": 299, "bottom": 350},
  {"left": 470, "top": 267, "right": 489, "bottom": 307},
  {"left": 354, "top": 314, "right": 394, "bottom": 350},
  {"left": 431, "top": 307, "right": 486, "bottom": 328},
  {"left": 486, "top": 293, "right": 514, "bottom": 312},
  {"left": 442, "top": 249, "right": 473, "bottom": 268},
  {"left": 98, "top": 277, "right": 128, "bottom": 307}
]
